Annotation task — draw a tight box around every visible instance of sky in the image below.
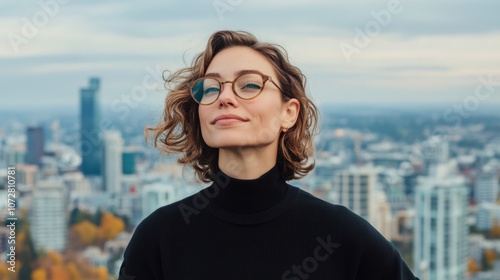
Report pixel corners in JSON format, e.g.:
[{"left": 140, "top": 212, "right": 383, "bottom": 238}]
[{"left": 1, "top": 0, "right": 500, "bottom": 112}]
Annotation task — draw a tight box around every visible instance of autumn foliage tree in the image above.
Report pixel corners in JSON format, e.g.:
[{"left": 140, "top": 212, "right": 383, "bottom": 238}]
[
  {"left": 31, "top": 250, "right": 108, "bottom": 280},
  {"left": 69, "top": 211, "right": 125, "bottom": 249},
  {"left": 483, "top": 248, "right": 497, "bottom": 270},
  {"left": 467, "top": 258, "right": 481, "bottom": 274},
  {"left": 70, "top": 220, "right": 98, "bottom": 249},
  {"left": 98, "top": 212, "right": 125, "bottom": 242},
  {"left": 0, "top": 262, "right": 17, "bottom": 280},
  {"left": 490, "top": 219, "right": 500, "bottom": 238}
]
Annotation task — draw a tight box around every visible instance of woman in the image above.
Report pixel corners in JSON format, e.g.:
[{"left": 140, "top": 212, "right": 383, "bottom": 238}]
[{"left": 119, "top": 30, "right": 418, "bottom": 279}]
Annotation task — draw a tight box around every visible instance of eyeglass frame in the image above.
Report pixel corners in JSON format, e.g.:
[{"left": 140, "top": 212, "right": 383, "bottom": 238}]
[{"left": 189, "top": 70, "right": 287, "bottom": 105}]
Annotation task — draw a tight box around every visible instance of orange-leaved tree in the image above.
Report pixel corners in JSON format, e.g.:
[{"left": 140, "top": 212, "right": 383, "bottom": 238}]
[{"left": 98, "top": 212, "right": 125, "bottom": 242}]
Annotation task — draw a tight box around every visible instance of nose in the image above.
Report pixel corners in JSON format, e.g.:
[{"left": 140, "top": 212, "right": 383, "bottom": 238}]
[{"left": 217, "top": 81, "right": 238, "bottom": 107}]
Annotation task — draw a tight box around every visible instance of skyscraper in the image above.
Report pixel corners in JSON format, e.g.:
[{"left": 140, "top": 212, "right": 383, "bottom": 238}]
[
  {"left": 332, "top": 165, "right": 381, "bottom": 231},
  {"left": 414, "top": 177, "right": 468, "bottom": 280},
  {"left": 103, "top": 131, "right": 123, "bottom": 194},
  {"left": 80, "top": 77, "right": 102, "bottom": 175},
  {"left": 475, "top": 172, "right": 499, "bottom": 204},
  {"left": 122, "top": 148, "right": 137, "bottom": 175},
  {"left": 26, "top": 126, "right": 44, "bottom": 166},
  {"left": 30, "top": 180, "right": 68, "bottom": 252}
]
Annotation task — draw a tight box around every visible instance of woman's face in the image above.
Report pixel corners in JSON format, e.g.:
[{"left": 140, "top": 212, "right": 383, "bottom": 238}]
[{"left": 198, "top": 46, "right": 297, "bottom": 150}]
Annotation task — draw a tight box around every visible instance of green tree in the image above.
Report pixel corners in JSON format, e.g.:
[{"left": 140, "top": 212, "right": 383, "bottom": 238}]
[
  {"left": 18, "top": 226, "right": 37, "bottom": 280},
  {"left": 69, "top": 207, "right": 96, "bottom": 226}
]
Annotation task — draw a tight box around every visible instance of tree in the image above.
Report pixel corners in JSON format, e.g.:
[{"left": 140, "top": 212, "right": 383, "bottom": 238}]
[
  {"left": 69, "top": 207, "right": 97, "bottom": 226},
  {"left": 98, "top": 212, "right": 125, "bottom": 242},
  {"left": 31, "top": 268, "right": 47, "bottom": 280},
  {"left": 483, "top": 248, "right": 497, "bottom": 270},
  {"left": 18, "top": 224, "right": 37, "bottom": 280},
  {"left": 93, "top": 208, "right": 104, "bottom": 226},
  {"left": 467, "top": 258, "right": 481, "bottom": 274},
  {"left": 70, "top": 220, "right": 98, "bottom": 247},
  {"left": 0, "top": 262, "right": 17, "bottom": 280},
  {"left": 66, "top": 262, "right": 83, "bottom": 280},
  {"left": 490, "top": 219, "right": 500, "bottom": 238}
]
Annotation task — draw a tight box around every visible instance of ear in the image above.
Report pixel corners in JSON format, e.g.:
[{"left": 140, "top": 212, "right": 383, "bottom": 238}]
[{"left": 281, "top": 98, "right": 300, "bottom": 130}]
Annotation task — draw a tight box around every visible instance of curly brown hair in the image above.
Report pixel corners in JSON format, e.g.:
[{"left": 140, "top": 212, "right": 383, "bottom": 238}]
[{"left": 145, "top": 30, "right": 319, "bottom": 183}]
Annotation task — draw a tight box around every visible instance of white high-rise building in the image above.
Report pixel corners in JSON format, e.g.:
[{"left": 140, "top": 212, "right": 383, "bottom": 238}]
[
  {"left": 414, "top": 176, "right": 468, "bottom": 280},
  {"left": 30, "top": 180, "right": 68, "bottom": 252},
  {"left": 373, "top": 191, "right": 392, "bottom": 240},
  {"left": 332, "top": 165, "right": 380, "bottom": 230},
  {"left": 141, "top": 183, "right": 178, "bottom": 220},
  {"left": 476, "top": 203, "right": 500, "bottom": 231},
  {"left": 475, "top": 172, "right": 499, "bottom": 204},
  {"left": 103, "top": 131, "right": 123, "bottom": 194}
]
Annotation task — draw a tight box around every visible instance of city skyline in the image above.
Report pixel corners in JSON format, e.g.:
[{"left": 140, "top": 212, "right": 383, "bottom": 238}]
[
  {"left": 1, "top": 0, "right": 500, "bottom": 110},
  {"left": 1, "top": 99, "right": 499, "bottom": 278}
]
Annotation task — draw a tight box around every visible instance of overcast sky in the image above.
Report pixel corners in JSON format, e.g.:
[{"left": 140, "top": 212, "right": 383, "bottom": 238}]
[{"left": 1, "top": 0, "right": 500, "bottom": 112}]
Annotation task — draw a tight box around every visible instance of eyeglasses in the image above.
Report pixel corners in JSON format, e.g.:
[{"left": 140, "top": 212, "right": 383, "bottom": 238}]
[{"left": 189, "top": 70, "right": 284, "bottom": 105}]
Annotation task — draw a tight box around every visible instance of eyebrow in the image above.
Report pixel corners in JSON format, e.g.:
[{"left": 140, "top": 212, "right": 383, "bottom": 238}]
[{"left": 204, "top": 69, "right": 259, "bottom": 79}]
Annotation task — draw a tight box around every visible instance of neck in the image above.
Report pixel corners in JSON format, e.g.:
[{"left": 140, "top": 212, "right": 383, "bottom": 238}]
[{"left": 218, "top": 144, "right": 278, "bottom": 179}]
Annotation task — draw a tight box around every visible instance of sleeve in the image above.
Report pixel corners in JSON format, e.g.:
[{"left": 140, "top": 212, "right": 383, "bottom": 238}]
[
  {"left": 354, "top": 218, "right": 419, "bottom": 280},
  {"left": 381, "top": 244, "right": 420, "bottom": 280},
  {"left": 118, "top": 214, "right": 163, "bottom": 280},
  {"left": 335, "top": 205, "right": 419, "bottom": 280}
]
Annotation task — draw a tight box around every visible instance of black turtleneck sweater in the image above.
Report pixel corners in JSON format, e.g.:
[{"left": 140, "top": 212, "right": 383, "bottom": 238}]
[{"left": 118, "top": 164, "right": 418, "bottom": 279}]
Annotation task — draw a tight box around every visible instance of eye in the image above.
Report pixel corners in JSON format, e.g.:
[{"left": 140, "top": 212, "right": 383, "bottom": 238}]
[
  {"left": 203, "top": 87, "right": 220, "bottom": 95},
  {"left": 241, "top": 82, "right": 262, "bottom": 90}
]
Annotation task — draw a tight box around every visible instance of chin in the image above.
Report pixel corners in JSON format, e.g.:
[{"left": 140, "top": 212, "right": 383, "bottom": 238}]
[{"left": 208, "top": 140, "right": 249, "bottom": 149}]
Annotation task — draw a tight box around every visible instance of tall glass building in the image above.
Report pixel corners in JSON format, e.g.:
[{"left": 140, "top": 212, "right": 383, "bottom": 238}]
[
  {"left": 26, "top": 126, "right": 44, "bottom": 166},
  {"left": 80, "top": 77, "right": 102, "bottom": 175}
]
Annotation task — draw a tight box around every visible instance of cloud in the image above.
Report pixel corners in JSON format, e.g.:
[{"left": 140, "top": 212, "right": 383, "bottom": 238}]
[{"left": 1, "top": 0, "right": 500, "bottom": 109}]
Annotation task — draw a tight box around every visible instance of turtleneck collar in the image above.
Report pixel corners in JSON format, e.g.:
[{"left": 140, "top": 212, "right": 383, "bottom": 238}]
[{"left": 207, "top": 163, "right": 287, "bottom": 214}]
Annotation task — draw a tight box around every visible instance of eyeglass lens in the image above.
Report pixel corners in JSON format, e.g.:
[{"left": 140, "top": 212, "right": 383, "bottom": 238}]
[{"left": 191, "top": 73, "right": 264, "bottom": 104}]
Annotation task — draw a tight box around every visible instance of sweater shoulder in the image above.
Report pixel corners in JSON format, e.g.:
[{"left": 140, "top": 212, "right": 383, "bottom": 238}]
[
  {"left": 290, "top": 185, "right": 377, "bottom": 234},
  {"left": 139, "top": 191, "right": 201, "bottom": 230},
  {"left": 292, "top": 185, "right": 362, "bottom": 218}
]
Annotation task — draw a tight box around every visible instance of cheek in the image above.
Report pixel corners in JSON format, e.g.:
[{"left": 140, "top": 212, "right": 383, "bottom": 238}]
[
  {"left": 254, "top": 106, "right": 284, "bottom": 133},
  {"left": 198, "top": 107, "right": 210, "bottom": 125},
  {"left": 197, "top": 108, "right": 210, "bottom": 136}
]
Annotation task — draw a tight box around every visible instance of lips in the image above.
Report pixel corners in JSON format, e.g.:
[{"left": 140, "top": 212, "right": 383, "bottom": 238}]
[{"left": 211, "top": 114, "right": 247, "bottom": 124}]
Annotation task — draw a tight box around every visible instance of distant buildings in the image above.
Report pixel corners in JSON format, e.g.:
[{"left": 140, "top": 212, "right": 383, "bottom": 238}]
[
  {"left": 475, "top": 172, "right": 499, "bottom": 204},
  {"left": 330, "top": 165, "right": 392, "bottom": 239},
  {"left": 5, "top": 143, "right": 25, "bottom": 166},
  {"left": 80, "top": 77, "right": 102, "bottom": 176},
  {"left": 141, "top": 183, "right": 177, "bottom": 220},
  {"left": 82, "top": 246, "right": 110, "bottom": 269},
  {"left": 332, "top": 165, "right": 377, "bottom": 222},
  {"left": 30, "top": 180, "right": 68, "bottom": 252},
  {"left": 26, "top": 126, "right": 44, "bottom": 166},
  {"left": 122, "top": 148, "right": 137, "bottom": 175},
  {"left": 103, "top": 131, "right": 123, "bottom": 194},
  {"left": 16, "top": 164, "right": 38, "bottom": 190},
  {"left": 476, "top": 203, "right": 500, "bottom": 232}
]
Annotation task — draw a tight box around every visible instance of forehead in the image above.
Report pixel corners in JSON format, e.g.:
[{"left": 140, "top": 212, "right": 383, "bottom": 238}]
[{"left": 205, "top": 46, "right": 276, "bottom": 78}]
